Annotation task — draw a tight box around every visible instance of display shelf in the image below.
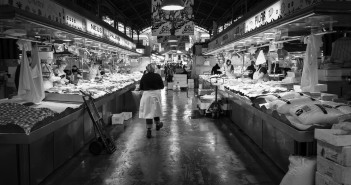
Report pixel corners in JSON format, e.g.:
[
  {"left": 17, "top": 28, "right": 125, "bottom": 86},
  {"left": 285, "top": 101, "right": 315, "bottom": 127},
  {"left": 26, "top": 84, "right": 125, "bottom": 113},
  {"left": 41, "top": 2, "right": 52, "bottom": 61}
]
[
  {"left": 223, "top": 89, "right": 315, "bottom": 172},
  {"left": 0, "top": 82, "right": 138, "bottom": 185}
]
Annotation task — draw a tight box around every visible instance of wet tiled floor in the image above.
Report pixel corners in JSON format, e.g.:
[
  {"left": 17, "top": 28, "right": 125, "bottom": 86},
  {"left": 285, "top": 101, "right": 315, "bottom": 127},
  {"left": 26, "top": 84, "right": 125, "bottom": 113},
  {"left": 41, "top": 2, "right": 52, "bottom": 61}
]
[{"left": 41, "top": 90, "right": 277, "bottom": 185}]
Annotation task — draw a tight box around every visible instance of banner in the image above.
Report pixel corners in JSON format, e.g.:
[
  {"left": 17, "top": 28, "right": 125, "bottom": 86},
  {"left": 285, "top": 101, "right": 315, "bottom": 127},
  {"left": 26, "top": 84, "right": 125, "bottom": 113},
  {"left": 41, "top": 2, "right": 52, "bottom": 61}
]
[{"left": 152, "top": 0, "right": 194, "bottom": 36}]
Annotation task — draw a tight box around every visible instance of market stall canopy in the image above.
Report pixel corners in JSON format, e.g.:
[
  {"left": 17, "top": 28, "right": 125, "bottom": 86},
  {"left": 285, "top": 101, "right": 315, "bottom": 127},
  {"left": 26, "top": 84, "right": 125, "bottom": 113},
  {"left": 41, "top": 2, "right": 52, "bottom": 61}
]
[
  {"left": 0, "top": 2, "right": 140, "bottom": 56},
  {"left": 204, "top": 1, "right": 351, "bottom": 55}
]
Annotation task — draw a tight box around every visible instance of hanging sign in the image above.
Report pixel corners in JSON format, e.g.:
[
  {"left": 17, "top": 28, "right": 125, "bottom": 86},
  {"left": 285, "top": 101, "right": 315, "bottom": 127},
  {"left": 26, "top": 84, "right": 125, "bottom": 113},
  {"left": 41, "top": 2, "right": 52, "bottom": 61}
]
[
  {"left": 104, "top": 30, "right": 121, "bottom": 45},
  {"left": 64, "top": 9, "right": 86, "bottom": 31},
  {"left": 86, "top": 20, "right": 103, "bottom": 37},
  {"left": 245, "top": 1, "right": 281, "bottom": 33}
]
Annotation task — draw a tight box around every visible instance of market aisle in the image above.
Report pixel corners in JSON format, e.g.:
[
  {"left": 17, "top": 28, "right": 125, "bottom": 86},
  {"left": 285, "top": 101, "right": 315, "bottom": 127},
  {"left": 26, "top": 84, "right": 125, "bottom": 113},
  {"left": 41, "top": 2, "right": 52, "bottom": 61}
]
[{"left": 41, "top": 90, "right": 275, "bottom": 185}]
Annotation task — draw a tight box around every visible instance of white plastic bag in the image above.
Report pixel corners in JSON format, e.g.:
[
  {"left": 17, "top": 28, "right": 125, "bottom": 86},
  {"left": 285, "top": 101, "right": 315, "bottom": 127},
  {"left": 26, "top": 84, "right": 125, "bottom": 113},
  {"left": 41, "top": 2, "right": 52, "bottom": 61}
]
[
  {"left": 289, "top": 104, "right": 343, "bottom": 126},
  {"left": 268, "top": 97, "right": 320, "bottom": 114},
  {"left": 280, "top": 156, "right": 316, "bottom": 185}
]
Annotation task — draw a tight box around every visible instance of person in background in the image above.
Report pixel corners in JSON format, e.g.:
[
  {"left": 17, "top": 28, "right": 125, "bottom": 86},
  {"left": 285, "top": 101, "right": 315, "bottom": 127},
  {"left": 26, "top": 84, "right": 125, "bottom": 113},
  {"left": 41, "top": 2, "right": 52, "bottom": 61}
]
[
  {"left": 181, "top": 65, "right": 188, "bottom": 75},
  {"left": 253, "top": 63, "right": 269, "bottom": 82},
  {"left": 54, "top": 61, "right": 69, "bottom": 84},
  {"left": 70, "top": 65, "right": 82, "bottom": 84},
  {"left": 155, "top": 65, "right": 162, "bottom": 76},
  {"left": 211, "top": 63, "right": 222, "bottom": 75},
  {"left": 98, "top": 65, "right": 105, "bottom": 76},
  {"left": 246, "top": 61, "right": 256, "bottom": 79},
  {"left": 166, "top": 65, "right": 174, "bottom": 82},
  {"left": 223, "top": 59, "right": 234, "bottom": 77},
  {"left": 139, "top": 63, "right": 164, "bottom": 138}
]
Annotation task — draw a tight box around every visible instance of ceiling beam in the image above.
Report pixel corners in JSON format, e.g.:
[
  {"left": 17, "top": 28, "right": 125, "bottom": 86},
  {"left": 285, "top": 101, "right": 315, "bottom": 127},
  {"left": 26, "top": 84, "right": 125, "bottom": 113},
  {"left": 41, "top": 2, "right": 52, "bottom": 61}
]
[
  {"left": 126, "top": 0, "right": 149, "bottom": 31},
  {"left": 200, "top": 0, "right": 220, "bottom": 28},
  {"left": 195, "top": 0, "right": 204, "bottom": 17}
]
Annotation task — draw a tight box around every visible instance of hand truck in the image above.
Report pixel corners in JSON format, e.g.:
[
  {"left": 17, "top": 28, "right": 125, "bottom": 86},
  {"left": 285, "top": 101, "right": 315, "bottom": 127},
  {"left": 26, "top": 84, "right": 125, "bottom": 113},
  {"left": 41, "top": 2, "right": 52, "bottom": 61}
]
[
  {"left": 81, "top": 91, "right": 116, "bottom": 155},
  {"left": 208, "top": 76, "right": 225, "bottom": 119}
]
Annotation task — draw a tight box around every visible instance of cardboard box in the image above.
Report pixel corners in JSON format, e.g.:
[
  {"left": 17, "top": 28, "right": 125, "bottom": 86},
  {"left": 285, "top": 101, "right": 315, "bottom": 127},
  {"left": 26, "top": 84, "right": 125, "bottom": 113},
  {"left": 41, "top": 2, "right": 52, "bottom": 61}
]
[
  {"left": 317, "top": 140, "right": 351, "bottom": 167},
  {"left": 315, "top": 129, "right": 351, "bottom": 147},
  {"left": 317, "top": 156, "right": 351, "bottom": 184},
  {"left": 188, "top": 83, "right": 194, "bottom": 89},
  {"left": 122, "top": 112, "right": 132, "bottom": 120},
  {"left": 112, "top": 114, "right": 124, "bottom": 125},
  {"left": 315, "top": 171, "right": 342, "bottom": 185},
  {"left": 188, "top": 79, "right": 194, "bottom": 83}
]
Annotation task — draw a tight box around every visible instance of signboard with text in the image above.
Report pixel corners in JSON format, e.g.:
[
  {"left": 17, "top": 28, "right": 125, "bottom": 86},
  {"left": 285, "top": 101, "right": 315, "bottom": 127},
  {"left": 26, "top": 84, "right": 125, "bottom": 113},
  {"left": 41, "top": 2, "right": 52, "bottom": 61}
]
[
  {"left": 65, "top": 9, "right": 86, "bottom": 31},
  {"left": 86, "top": 20, "right": 103, "bottom": 37},
  {"left": 207, "top": 0, "right": 326, "bottom": 51}
]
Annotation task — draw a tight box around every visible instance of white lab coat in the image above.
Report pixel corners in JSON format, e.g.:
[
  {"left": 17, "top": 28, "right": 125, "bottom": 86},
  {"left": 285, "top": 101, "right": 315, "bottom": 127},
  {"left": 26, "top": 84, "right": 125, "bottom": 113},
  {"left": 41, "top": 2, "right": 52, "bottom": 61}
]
[{"left": 139, "top": 90, "right": 162, "bottom": 119}]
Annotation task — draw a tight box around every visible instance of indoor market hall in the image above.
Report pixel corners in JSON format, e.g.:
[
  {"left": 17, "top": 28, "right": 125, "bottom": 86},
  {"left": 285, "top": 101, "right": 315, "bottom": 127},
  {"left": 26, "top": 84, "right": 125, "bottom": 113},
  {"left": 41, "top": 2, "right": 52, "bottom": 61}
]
[
  {"left": 2, "top": 0, "right": 351, "bottom": 185},
  {"left": 41, "top": 90, "right": 279, "bottom": 185}
]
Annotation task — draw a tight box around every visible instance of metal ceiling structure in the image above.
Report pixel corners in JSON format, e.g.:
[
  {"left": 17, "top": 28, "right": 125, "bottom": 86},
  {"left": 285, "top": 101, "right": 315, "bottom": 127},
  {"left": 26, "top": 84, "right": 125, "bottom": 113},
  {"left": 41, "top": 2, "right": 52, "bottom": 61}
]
[{"left": 72, "top": 0, "right": 269, "bottom": 33}]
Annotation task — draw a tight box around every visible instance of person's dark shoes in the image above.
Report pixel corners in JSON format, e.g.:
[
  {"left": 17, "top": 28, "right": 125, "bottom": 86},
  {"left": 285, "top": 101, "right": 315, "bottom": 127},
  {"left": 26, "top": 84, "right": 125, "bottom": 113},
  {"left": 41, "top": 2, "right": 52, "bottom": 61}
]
[
  {"left": 156, "top": 122, "right": 163, "bottom": 131},
  {"left": 147, "top": 129, "right": 152, "bottom": 138}
]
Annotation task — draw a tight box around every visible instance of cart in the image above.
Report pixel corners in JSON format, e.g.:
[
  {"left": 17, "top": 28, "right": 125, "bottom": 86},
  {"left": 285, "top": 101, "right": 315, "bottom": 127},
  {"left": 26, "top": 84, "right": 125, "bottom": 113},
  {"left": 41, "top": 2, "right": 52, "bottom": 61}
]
[
  {"left": 81, "top": 91, "right": 116, "bottom": 155},
  {"left": 207, "top": 76, "right": 225, "bottom": 119}
]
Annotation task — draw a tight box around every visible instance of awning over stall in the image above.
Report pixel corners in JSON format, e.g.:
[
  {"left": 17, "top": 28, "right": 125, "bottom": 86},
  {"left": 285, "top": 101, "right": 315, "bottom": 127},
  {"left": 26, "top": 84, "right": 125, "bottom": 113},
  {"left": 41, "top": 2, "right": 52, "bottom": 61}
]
[
  {"left": 204, "top": 1, "right": 351, "bottom": 55},
  {"left": 0, "top": 1, "right": 140, "bottom": 56}
]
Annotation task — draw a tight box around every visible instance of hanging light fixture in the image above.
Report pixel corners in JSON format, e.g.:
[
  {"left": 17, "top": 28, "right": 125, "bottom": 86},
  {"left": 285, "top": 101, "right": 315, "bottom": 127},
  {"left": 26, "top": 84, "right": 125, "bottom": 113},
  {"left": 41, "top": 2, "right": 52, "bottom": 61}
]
[{"left": 161, "top": 0, "right": 185, "bottom": 11}]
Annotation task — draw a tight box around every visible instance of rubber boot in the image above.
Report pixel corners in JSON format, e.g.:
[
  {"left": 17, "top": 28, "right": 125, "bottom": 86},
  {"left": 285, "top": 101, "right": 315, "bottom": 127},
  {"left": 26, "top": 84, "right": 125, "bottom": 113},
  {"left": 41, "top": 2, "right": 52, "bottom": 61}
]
[{"left": 156, "top": 122, "right": 163, "bottom": 131}]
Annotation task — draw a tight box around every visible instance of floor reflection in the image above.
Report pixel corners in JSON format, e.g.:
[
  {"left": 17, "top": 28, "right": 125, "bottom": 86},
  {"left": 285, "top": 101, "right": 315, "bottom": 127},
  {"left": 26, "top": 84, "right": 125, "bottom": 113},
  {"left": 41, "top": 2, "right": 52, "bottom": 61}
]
[{"left": 41, "top": 89, "right": 275, "bottom": 185}]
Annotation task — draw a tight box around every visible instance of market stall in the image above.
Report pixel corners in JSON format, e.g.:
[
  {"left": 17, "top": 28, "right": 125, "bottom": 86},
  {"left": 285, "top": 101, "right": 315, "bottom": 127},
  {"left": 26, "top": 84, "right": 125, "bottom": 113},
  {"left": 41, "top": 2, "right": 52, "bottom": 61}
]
[
  {"left": 199, "top": 0, "right": 351, "bottom": 172},
  {"left": 0, "top": 1, "right": 143, "bottom": 184}
]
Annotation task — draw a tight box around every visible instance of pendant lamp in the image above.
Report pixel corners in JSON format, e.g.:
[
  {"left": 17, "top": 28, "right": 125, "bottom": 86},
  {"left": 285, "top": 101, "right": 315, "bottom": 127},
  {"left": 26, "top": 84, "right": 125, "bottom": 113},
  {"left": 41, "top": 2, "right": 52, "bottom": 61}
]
[{"left": 161, "top": 0, "right": 185, "bottom": 11}]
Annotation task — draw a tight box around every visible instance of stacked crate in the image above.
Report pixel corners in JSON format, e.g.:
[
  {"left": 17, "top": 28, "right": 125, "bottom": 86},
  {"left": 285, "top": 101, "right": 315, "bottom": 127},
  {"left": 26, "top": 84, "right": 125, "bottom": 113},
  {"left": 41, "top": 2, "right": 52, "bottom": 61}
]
[
  {"left": 315, "top": 129, "right": 351, "bottom": 185},
  {"left": 173, "top": 74, "right": 188, "bottom": 88}
]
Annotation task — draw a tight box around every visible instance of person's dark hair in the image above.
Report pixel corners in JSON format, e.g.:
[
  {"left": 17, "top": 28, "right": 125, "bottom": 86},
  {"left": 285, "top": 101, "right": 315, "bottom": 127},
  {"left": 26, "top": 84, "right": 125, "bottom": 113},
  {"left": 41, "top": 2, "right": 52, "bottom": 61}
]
[{"left": 226, "top": 60, "right": 231, "bottom": 65}]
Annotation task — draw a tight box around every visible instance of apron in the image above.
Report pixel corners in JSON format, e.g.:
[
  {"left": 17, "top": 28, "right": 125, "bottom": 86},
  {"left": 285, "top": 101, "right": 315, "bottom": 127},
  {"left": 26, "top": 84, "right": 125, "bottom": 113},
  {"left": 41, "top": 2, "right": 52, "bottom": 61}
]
[
  {"left": 253, "top": 67, "right": 270, "bottom": 82},
  {"left": 223, "top": 64, "right": 235, "bottom": 77},
  {"left": 139, "top": 90, "right": 162, "bottom": 119}
]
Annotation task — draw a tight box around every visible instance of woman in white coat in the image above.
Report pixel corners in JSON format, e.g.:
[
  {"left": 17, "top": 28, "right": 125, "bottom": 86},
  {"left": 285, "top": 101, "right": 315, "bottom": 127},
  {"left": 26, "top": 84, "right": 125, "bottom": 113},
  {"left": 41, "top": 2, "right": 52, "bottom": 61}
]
[{"left": 139, "top": 64, "right": 164, "bottom": 138}]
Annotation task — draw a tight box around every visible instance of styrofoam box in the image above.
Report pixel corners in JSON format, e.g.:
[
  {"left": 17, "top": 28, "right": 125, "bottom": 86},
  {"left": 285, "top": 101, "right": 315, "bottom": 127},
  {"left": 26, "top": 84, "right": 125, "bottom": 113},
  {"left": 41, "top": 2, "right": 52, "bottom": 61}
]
[
  {"left": 319, "top": 76, "right": 342, "bottom": 81},
  {"left": 188, "top": 83, "right": 194, "bottom": 89},
  {"left": 315, "top": 171, "right": 342, "bottom": 185},
  {"left": 197, "top": 98, "right": 212, "bottom": 110},
  {"left": 167, "top": 82, "right": 173, "bottom": 89},
  {"left": 122, "top": 112, "right": 132, "bottom": 120},
  {"left": 112, "top": 114, "right": 124, "bottom": 125},
  {"left": 318, "top": 69, "right": 351, "bottom": 77},
  {"left": 198, "top": 89, "right": 214, "bottom": 96},
  {"left": 315, "top": 129, "right": 351, "bottom": 146},
  {"left": 317, "top": 140, "right": 351, "bottom": 167},
  {"left": 315, "top": 84, "right": 328, "bottom": 92},
  {"left": 174, "top": 74, "right": 187, "bottom": 78},
  {"left": 317, "top": 156, "right": 351, "bottom": 184},
  {"left": 294, "top": 85, "right": 302, "bottom": 92},
  {"left": 321, "top": 93, "right": 338, "bottom": 101},
  {"left": 287, "top": 72, "right": 302, "bottom": 78},
  {"left": 188, "top": 79, "right": 194, "bottom": 83}
]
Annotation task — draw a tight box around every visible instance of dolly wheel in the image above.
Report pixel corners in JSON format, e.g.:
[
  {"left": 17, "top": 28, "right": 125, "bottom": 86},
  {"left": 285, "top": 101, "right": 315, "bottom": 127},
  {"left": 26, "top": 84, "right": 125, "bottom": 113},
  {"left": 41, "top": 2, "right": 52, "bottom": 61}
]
[{"left": 89, "top": 141, "right": 103, "bottom": 155}]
